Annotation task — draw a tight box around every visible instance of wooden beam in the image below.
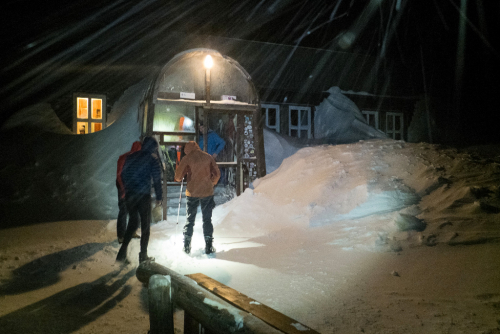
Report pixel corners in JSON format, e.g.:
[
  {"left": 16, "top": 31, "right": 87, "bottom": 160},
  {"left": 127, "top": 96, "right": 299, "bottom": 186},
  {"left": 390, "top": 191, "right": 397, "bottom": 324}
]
[
  {"left": 157, "top": 141, "right": 190, "bottom": 146},
  {"left": 152, "top": 131, "right": 196, "bottom": 136},
  {"left": 203, "top": 111, "right": 208, "bottom": 153},
  {"left": 155, "top": 98, "right": 257, "bottom": 112},
  {"left": 183, "top": 312, "right": 200, "bottom": 334},
  {"left": 253, "top": 104, "right": 267, "bottom": 177},
  {"left": 162, "top": 169, "right": 168, "bottom": 221},
  {"left": 203, "top": 103, "right": 256, "bottom": 113},
  {"left": 187, "top": 273, "right": 321, "bottom": 334},
  {"left": 137, "top": 262, "right": 282, "bottom": 334}
]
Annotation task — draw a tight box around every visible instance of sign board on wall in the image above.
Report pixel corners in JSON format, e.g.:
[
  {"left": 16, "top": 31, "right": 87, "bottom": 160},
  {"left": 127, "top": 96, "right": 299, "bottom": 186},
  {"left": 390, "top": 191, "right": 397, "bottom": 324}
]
[
  {"left": 222, "top": 95, "right": 237, "bottom": 101},
  {"left": 180, "top": 92, "right": 195, "bottom": 99}
]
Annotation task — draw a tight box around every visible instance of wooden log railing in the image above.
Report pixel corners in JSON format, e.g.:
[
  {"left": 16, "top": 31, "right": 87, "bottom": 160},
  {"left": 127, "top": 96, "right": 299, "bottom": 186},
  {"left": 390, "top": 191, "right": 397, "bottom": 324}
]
[
  {"left": 138, "top": 261, "right": 282, "bottom": 334},
  {"left": 148, "top": 275, "right": 174, "bottom": 334}
]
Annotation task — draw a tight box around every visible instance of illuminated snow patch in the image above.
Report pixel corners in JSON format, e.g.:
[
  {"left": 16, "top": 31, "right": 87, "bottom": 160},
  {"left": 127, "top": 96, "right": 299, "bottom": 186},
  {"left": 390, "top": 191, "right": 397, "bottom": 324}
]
[{"left": 291, "top": 322, "right": 310, "bottom": 331}]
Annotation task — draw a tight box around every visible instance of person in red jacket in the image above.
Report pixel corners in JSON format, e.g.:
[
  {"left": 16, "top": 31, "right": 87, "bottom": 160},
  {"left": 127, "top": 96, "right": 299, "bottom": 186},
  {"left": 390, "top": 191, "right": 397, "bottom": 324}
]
[
  {"left": 116, "top": 141, "right": 142, "bottom": 243},
  {"left": 174, "top": 141, "right": 220, "bottom": 254}
]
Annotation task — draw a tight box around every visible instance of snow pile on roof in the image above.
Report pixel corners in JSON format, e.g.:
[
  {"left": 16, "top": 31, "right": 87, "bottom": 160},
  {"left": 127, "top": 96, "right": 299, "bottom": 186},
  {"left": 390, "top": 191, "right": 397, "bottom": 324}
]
[
  {"left": 263, "top": 86, "right": 388, "bottom": 174},
  {"left": 314, "top": 87, "right": 387, "bottom": 143}
]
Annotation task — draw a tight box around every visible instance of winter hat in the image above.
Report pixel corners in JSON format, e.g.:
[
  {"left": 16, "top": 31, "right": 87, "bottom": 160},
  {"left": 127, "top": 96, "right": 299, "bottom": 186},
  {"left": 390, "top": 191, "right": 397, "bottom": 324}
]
[{"left": 142, "top": 136, "right": 159, "bottom": 153}]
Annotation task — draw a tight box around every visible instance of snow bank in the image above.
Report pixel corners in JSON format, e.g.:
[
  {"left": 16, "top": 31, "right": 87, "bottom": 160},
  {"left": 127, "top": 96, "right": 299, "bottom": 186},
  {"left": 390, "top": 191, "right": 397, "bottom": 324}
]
[
  {"left": 1, "top": 103, "right": 73, "bottom": 135},
  {"left": 211, "top": 139, "right": 500, "bottom": 251}
]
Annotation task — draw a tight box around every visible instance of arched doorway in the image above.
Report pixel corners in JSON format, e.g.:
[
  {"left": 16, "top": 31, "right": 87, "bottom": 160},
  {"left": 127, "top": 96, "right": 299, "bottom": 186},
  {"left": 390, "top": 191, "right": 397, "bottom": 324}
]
[{"left": 140, "top": 49, "right": 266, "bottom": 220}]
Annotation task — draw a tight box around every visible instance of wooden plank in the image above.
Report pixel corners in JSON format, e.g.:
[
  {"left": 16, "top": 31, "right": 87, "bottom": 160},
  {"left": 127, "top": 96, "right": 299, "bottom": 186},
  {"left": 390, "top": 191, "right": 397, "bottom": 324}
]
[
  {"left": 217, "top": 162, "right": 238, "bottom": 167},
  {"left": 186, "top": 273, "right": 320, "bottom": 334},
  {"left": 153, "top": 131, "right": 196, "bottom": 136},
  {"left": 204, "top": 103, "right": 255, "bottom": 113},
  {"left": 155, "top": 98, "right": 257, "bottom": 113},
  {"left": 158, "top": 141, "right": 190, "bottom": 146}
]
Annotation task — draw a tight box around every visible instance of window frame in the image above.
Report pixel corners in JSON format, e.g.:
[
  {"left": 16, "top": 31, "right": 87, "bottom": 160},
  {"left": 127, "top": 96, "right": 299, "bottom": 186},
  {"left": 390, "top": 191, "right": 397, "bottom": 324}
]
[
  {"left": 289, "top": 106, "right": 312, "bottom": 139},
  {"left": 362, "top": 110, "right": 379, "bottom": 129},
  {"left": 262, "top": 104, "right": 281, "bottom": 133},
  {"left": 385, "top": 112, "right": 404, "bottom": 140}
]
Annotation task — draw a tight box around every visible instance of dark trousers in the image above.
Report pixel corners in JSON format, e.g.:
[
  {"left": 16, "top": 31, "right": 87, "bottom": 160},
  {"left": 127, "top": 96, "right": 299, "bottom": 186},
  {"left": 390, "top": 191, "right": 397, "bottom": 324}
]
[
  {"left": 183, "top": 196, "right": 215, "bottom": 238},
  {"left": 116, "top": 193, "right": 151, "bottom": 261},
  {"left": 117, "top": 195, "right": 128, "bottom": 239}
]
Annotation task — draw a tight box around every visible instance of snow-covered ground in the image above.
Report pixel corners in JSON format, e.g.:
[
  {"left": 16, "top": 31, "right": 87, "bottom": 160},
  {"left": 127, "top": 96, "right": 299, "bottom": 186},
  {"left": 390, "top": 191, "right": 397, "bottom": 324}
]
[
  {"left": 1, "top": 80, "right": 500, "bottom": 333},
  {"left": 1, "top": 137, "right": 500, "bottom": 333}
]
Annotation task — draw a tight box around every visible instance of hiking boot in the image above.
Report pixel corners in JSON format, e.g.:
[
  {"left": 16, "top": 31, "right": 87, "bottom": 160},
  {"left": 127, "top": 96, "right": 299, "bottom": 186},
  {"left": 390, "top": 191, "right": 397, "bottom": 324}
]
[
  {"left": 204, "top": 236, "right": 215, "bottom": 255},
  {"left": 183, "top": 235, "right": 192, "bottom": 254},
  {"left": 118, "top": 237, "right": 124, "bottom": 244},
  {"left": 139, "top": 252, "right": 154, "bottom": 263},
  {"left": 116, "top": 246, "right": 128, "bottom": 262},
  {"left": 132, "top": 231, "right": 141, "bottom": 239}
]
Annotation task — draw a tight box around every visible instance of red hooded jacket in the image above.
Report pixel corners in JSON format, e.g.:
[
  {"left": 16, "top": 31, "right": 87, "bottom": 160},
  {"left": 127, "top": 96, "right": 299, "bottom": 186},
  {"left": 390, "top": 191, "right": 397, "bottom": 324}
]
[{"left": 116, "top": 141, "right": 142, "bottom": 199}]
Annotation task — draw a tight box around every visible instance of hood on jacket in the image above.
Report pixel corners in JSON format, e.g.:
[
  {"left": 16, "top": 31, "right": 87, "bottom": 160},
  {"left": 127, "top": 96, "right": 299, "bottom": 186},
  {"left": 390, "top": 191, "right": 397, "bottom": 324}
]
[
  {"left": 142, "top": 136, "right": 159, "bottom": 153},
  {"left": 130, "top": 141, "right": 141, "bottom": 152},
  {"left": 184, "top": 141, "right": 201, "bottom": 155}
]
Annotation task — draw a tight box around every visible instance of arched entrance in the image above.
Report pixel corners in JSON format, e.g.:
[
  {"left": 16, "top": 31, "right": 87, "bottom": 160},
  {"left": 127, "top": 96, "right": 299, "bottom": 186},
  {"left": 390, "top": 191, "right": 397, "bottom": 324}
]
[{"left": 140, "top": 49, "right": 266, "bottom": 220}]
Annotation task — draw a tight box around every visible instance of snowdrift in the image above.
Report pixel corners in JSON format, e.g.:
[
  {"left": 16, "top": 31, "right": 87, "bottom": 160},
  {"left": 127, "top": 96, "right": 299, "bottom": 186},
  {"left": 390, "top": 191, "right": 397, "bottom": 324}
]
[
  {"left": 0, "top": 80, "right": 150, "bottom": 226},
  {"left": 215, "top": 140, "right": 500, "bottom": 250}
]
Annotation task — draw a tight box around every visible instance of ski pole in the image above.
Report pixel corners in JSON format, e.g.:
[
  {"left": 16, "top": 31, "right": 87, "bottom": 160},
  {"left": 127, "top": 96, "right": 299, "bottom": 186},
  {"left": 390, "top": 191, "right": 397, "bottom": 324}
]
[{"left": 175, "top": 178, "right": 184, "bottom": 245}]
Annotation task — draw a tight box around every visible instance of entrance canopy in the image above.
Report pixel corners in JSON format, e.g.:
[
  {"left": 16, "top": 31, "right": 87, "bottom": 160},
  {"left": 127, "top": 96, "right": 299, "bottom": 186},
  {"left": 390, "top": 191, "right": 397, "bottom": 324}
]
[
  {"left": 153, "top": 48, "right": 259, "bottom": 108},
  {"left": 143, "top": 49, "right": 266, "bottom": 217}
]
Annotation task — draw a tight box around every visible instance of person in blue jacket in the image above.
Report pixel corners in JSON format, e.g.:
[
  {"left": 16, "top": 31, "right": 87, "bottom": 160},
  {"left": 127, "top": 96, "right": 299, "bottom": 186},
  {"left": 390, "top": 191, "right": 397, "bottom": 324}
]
[
  {"left": 116, "top": 136, "right": 163, "bottom": 264},
  {"left": 199, "top": 121, "right": 225, "bottom": 160}
]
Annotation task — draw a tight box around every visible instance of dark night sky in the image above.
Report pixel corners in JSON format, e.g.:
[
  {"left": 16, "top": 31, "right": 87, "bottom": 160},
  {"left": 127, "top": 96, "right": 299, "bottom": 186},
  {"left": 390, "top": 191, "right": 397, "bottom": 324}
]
[{"left": 1, "top": 0, "right": 499, "bottom": 144}]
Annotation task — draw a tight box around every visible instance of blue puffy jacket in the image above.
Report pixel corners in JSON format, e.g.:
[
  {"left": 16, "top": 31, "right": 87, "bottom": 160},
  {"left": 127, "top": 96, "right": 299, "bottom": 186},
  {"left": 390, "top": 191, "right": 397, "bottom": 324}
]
[
  {"left": 199, "top": 130, "right": 225, "bottom": 156},
  {"left": 121, "top": 137, "right": 163, "bottom": 200}
]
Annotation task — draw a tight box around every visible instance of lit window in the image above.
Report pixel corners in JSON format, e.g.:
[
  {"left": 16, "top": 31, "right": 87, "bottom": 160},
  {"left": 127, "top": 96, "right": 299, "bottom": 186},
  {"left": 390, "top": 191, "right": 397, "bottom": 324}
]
[
  {"left": 77, "top": 122, "right": 88, "bottom": 134},
  {"left": 91, "top": 98, "right": 102, "bottom": 119},
  {"left": 77, "top": 98, "right": 88, "bottom": 119},
  {"left": 91, "top": 123, "right": 103, "bottom": 133}
]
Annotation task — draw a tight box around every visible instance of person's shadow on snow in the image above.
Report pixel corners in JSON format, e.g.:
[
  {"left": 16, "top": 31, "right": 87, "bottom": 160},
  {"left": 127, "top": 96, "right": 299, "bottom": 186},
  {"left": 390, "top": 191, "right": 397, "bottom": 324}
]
[
  {"left": 0, "top": 242, "right": 113, "bottom": 295},
  {"left": 0, "top": 268, "right": 135, "bottom": 334}
]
